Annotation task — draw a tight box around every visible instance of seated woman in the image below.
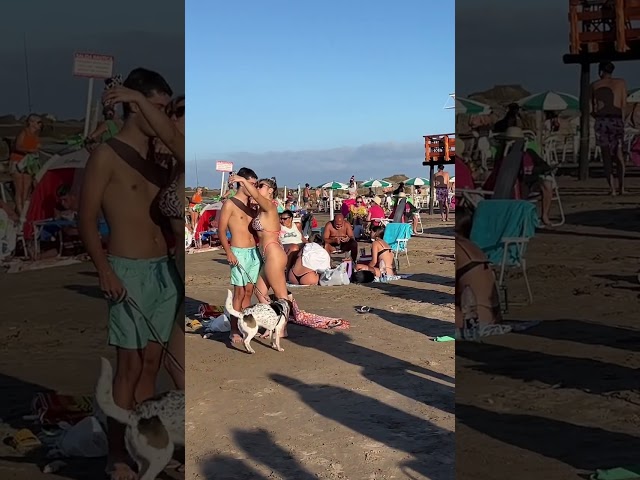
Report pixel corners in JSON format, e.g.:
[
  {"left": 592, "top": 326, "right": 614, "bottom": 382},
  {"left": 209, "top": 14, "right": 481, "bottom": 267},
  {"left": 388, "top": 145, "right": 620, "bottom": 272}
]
[
  {"left": 349, "top": 195, "right": 368, "bottom": 238},
  {"left": 279, "top": 210, "right": 306, "bottom": 269},
  {"left": 455, "top": 206, "right": 502, "bottom": 327},
  {"left": 355, "top": 225, "right": 395, "bottom": 278}
]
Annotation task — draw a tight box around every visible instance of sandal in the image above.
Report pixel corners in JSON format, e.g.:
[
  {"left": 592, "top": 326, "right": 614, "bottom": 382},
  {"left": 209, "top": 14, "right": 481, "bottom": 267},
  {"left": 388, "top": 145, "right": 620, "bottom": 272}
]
[
  {"left": 187, "top": 319, "right": 203, "bottom": 330},
  {"left": 356, "top": 306, "right": 371, "bottom": 314},
  {"left": 7, "top": 428, "right": 41, "bottom": 453}
]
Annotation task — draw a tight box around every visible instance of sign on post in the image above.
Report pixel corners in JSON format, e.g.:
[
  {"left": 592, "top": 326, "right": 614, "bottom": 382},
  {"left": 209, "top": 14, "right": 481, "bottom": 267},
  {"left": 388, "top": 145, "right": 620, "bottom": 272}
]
[
  {"left": 216, "top": 161, "right": 234, "bottom": 196},
  {"left": 215, "top": 161, "right": 233, "bottom": 172},
  {"left": 73, "top": 53, "right": 114, "bottom": 138}
]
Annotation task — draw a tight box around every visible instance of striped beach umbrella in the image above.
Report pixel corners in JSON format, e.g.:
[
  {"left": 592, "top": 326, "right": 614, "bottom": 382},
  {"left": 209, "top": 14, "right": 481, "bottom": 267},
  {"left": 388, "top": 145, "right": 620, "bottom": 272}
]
[
  {"left": 361, "top": 179, "right": 392, "bottom": 188},
  {"left": 627, "top": 87, "right": 640, "bottom": 103},
  {"left": 318, "top": 181, "right": 348, "bottom": 190},
  {"left": 455, "top": 97, "right": 492, "bottom": 115},
  {"left": 404, "top": 177, "right": 430, "bottom": 186},
  {"left": 517, "top": 91, "right": 579, "bottom": 111},
  {"left": 318, "top": 181, "right": 348, "bottom": 220}
]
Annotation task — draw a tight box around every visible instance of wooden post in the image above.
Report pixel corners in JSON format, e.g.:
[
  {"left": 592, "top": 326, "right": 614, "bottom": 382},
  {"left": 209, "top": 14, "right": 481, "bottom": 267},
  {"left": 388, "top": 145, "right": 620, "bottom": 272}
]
[
  {"left": 579, "top": 61, "right": 591, "bottom": 181},
  {"left": 428, "top": 164, "right": 435, "bottom": 215}
]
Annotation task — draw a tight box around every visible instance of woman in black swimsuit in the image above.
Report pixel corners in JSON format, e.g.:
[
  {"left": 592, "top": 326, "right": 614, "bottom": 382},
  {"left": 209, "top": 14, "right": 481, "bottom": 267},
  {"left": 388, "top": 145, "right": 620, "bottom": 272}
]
[
  {"left": 355, "top": 225, "right": 394, "bottom": 278},
  {"left": 455, "top": 207, "right": 502, "bottom": 327}
]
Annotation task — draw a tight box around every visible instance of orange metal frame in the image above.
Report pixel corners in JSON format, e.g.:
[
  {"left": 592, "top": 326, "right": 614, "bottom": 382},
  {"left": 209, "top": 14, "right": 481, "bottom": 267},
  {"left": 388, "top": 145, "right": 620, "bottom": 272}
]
[
  {"left": 569, "top": 0, "right": 640, "bottom": 54},
  {"left": 423, "top": 133, "right": 455, "bottom": 166}
]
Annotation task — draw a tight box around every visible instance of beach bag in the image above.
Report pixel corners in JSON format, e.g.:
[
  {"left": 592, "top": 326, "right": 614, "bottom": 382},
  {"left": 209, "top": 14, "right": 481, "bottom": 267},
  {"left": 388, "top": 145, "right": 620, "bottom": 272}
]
[{"left": 319, "top": 261, "right": 351, "bottom": 286}]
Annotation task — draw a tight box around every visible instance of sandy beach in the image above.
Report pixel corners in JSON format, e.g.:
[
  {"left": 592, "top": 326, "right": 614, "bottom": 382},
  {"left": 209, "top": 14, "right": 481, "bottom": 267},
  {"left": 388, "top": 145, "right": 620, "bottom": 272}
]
[
  {"left": 0, "top": 264, "right": 180, "bottom": 479},
  {"left": 184, "top": 215, "right": 455, "bottom": 479},
  {"left": 0, "top": 213, "right": 454, "bottom": 480},
  {"left": 457, "top": 175, "right": 640, "bottom": 479}
]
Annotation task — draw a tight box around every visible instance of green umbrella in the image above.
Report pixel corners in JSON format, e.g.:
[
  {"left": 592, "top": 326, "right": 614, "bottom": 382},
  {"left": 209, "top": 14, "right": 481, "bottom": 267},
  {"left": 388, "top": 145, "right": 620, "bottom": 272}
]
[
  {"left": 405, "top": 177, "right": 430, "bottom": 186},
  {"left": 455, "top": 97, "right": 491, "bottom": 115},
  {"left": 628, "top": 87, "right": 640, "bottom": 103},
  {"left": 517, "top": 91, "right": 579, "bottom": 111},
  {"left": 318, "top": 181, "right": 349, "bottom": 190},
  {"left": 361, "top": 179, "right": 392, "bottom": 188}
]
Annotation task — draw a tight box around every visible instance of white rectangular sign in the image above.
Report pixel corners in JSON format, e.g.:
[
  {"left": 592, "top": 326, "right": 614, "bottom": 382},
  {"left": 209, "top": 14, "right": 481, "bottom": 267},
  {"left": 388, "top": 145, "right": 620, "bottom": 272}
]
[
  {"left": 73, "top": 53, "right": 114, "bottom": 79},
  {"left": 216, "top": 161, "right": 234, "bottom": 172}
]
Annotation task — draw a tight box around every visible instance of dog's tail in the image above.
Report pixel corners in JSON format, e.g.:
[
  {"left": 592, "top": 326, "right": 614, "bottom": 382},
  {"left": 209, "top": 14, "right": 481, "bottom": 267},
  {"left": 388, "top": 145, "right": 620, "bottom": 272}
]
[
  {"left": 95, "top": 357, "right": 133, "bottom": 426},
  {"left": 225, "top": 289, "right": 242, "bottom": 319}
]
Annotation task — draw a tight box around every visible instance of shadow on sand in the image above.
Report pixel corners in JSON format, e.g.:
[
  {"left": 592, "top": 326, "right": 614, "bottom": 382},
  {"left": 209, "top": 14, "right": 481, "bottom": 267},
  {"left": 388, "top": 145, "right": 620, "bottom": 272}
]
[
  {"left": 457, "top": 403, "right": 640, "bottom": 472},
  {"left": 201, "top": 428, "right": 316, "bottom": 479}
]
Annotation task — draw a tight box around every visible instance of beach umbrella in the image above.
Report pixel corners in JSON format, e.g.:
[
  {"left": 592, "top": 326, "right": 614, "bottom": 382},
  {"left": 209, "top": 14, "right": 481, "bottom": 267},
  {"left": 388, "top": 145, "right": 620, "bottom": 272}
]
[
  {"left": 318, "top": 181, "right": 348, "bottom": 219},
  {"left": 455, "top": 97, "right": 491, "bottom": 115},
  {"left": 404, "top": 177, "right": 430, "bottom": 186},
  {"left": 517, "top": 91, "right": 579, "bottom": 111},
  {"left": 361, "top": 179, "right": 392, "bottom": 188},
  {"left": 627, "top": 88, "right": 640, "bottom": 103}
]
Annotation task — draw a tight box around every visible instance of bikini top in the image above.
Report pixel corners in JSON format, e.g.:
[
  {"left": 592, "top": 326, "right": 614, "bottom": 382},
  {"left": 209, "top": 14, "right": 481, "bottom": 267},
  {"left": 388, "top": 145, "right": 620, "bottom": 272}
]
[
  {"left": 154, "top": 151, "right": 183, "bottom": 220},
  {"left": 251, "top": 214, "right": 280, "bottom": 234},
  {"left": 158, "top": 172, "right": 183, "bottom": 219}
]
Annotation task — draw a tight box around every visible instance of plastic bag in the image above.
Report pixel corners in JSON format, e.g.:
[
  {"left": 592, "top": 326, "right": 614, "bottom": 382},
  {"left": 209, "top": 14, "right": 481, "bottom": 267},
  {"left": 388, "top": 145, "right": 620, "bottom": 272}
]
[{"left": 319, "top": 262, "right": 351, "bottom": 286}]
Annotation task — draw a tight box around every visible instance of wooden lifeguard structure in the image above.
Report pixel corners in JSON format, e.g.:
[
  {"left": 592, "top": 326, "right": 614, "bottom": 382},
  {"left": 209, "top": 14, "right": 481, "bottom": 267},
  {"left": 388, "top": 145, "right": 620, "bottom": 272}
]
[
  {"left": 564, "top": 0, "right": 640, "bottom": 180},
  {"left": 423, "top": 133, "right": 455, "bottom": 215}
]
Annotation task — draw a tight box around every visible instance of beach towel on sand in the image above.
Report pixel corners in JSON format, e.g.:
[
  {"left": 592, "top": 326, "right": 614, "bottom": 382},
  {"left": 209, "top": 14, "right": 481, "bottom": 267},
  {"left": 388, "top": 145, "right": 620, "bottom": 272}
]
[
  {"left": 470, "top": 200, "right": 537, "bottom": 265},
  {"left": 198, "top": 300, "right": 350, "bottom": 330}
]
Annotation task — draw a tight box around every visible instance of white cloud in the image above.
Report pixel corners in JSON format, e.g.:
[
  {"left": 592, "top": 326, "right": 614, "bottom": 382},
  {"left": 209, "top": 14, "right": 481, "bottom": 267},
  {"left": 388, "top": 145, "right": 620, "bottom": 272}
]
[{"left": 186, "top": 141, "right": 438, "bottom": 188}]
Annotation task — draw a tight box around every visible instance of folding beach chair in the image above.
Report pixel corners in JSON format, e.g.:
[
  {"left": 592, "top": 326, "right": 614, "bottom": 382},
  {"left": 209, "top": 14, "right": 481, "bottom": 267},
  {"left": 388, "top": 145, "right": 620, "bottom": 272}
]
[
  {"left": 470, "top": 199, "right": 538, "bottom": 308},
  {"left": 383, "top": 222, "right": 412, "bottom": 273}
]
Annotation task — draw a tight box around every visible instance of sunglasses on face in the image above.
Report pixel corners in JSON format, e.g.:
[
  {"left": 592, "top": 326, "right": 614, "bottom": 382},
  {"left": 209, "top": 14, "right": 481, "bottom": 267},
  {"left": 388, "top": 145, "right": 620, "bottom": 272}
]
[{"left": 280, "top": 216, "right": 292, "bottom": 221}]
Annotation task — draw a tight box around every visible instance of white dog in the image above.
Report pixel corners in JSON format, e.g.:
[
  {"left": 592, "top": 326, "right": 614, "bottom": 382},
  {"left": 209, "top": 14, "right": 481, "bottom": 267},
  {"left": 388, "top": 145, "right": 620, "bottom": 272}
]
[
  {"left": 95, "top": 358, "right": 184, "bottom": 480},
  {"left": 225, "top": 289, "right": 290, "bottom": 353}
]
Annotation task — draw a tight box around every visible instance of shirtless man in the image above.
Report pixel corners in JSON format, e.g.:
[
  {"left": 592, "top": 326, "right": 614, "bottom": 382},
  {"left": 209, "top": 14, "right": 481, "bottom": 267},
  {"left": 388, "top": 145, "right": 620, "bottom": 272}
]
[
  {"left": 217, "top": 167, "right": 261, "bottom": 344},
  {"left": 323, "top": 213, "right": 358, "bottom": 261},
  {"left": 591, "top": 61, "right": 628, "bottom": 195},
  {"left": 434, "top": 164, "right": 451, "bottom": 221},
  {"left": 78, "top": 68, "right": 178, "bottom": 480}
]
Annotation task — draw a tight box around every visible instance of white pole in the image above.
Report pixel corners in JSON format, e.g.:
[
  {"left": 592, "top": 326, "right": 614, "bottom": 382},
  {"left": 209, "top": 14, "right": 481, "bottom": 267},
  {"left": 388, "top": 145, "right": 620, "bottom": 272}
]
[
  {"left": 83, "top": 78, "right": 94, "bottom": 138},
  {"left": 284, "top": 186, "right": 287, "bottom": 199},
  {"left": 297, "top": 184, "right": 301, "bottom": 206},
  {"left": 329, "top": 189, "right": 334, "bottom": 220},
  {"left": 220, "top": 172, "right": 225, "bottom": 197}
]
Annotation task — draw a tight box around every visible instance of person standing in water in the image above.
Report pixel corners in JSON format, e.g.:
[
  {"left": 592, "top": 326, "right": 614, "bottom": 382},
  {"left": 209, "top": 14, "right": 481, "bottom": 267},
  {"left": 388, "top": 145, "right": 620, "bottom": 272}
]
[
  {"left": 591, "top": 61, "right": 628, "bottom": 196},
  {"left": 434, "top": 164, "right": 451, "bottom": 222}
]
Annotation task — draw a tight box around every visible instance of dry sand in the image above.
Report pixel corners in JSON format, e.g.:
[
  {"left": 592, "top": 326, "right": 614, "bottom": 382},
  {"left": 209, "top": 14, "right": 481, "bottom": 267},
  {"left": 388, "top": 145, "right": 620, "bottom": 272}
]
[
  {"left": 457, "top": 176, "right": 640, "bottom": 479},
  {"left": 185, "top": 215, "right": 455, "bottom": 479},
  {"left": 0, "top": 265, "right": 180, "bottom": 479},
  {"left": 0, "top": 214, "right": 455, "bottom": 479}
]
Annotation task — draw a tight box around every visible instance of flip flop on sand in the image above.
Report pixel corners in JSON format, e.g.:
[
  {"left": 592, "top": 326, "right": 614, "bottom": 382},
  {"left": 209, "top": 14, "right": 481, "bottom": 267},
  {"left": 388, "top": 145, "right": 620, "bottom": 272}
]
[
  {"left": 7, "top": 428, "right": 41, "bottom": 453},
  {"left": 187, "top": 319, "right": 203, "bottom": 330},
  {"left": 356, "top": 306, "right": 371, "bottom": 314}
]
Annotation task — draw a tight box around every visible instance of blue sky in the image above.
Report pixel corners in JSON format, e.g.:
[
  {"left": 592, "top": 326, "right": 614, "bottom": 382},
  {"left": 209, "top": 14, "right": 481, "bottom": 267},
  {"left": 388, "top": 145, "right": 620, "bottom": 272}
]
[
  {"left": 0, "top": 0, "right": 183, "bottom": 118},
  {"left": 186, "top": 0, "right": 454, "bottom": 188}
]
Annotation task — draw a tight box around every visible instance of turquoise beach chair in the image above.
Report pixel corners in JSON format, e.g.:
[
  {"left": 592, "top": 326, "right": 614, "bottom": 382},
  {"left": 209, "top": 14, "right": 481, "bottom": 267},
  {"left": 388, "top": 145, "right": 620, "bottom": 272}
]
[{"left": 470, "top": 199, "right": 538, "bottom": 307}]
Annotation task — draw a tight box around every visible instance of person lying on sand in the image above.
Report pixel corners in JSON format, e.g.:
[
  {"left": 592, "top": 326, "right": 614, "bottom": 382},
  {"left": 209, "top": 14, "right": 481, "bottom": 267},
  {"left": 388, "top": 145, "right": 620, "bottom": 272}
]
[{"left": 454, "top": 206, "right": 502, "bottom": 327}]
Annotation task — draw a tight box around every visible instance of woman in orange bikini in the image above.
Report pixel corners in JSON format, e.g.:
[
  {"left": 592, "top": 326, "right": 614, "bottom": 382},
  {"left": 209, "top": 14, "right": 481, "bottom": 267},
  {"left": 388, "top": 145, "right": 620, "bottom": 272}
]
[
  {"left": 229, "top": 175, "right": 289, "bottom": 306},
  {"left": 9, "top": 114, "right": 42, "bottom": 216}
]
